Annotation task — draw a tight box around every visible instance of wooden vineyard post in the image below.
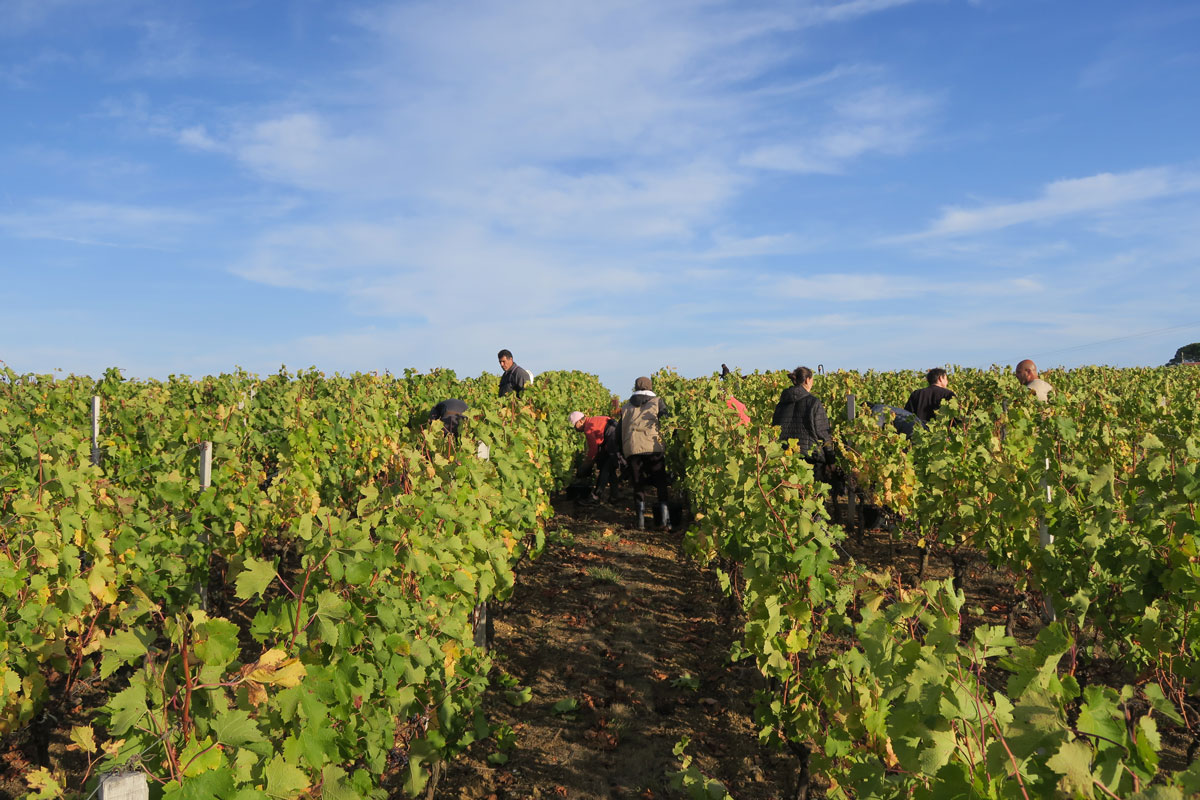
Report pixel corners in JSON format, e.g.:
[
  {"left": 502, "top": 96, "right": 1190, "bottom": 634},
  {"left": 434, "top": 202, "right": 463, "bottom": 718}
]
[
  {"left": 845, "top": 394, "right": 861, "bottom": 540},
  {"left": 91, "top": 396, "right": 102, "bottom": 466},
  {"left": 198, "top": 441, "right": 212, "bottom": 611}
]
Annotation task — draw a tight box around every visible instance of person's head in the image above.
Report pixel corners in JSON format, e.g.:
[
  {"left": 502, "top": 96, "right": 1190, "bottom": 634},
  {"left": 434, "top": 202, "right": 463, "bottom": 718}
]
[
  {"left": 1015, "top": 359, "right": 1038, "bottom": 385},
  {"left": 497, "top": 349, "right": 514, "bottom": 371},
  {"left": 568, "top": 411, "right": 585, "bottom": 430},
  {"left": 926, "top": 368, "right": 948, "bottom": 387},
  {"left": 789, "top": 366, "right": 814, "bottom": 389},
  {"left": 634, "top": 376, "right": 653, "bottom": 392}
]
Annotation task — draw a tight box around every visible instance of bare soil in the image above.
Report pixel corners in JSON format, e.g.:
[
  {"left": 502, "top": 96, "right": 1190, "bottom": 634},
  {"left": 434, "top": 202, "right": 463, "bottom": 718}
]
[{"left": 436, "top": 495, "right": 799, "bottom": 800}]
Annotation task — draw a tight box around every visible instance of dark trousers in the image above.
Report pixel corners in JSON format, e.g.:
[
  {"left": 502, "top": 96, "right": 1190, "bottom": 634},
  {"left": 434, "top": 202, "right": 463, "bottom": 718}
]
[
  {"left": 595, "top": 453, "right": 619, "bottom": 499},
  {"left": 628, "top": 452, "right": 668, "bottom": 504}
]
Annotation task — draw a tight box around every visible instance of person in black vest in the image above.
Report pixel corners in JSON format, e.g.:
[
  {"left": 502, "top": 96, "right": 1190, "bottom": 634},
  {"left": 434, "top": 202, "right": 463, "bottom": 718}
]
[
  {"left": 904, "top": 368, "right": 955, "bottom": 423},
  {"left": 497, "top": 349, "right": 532, "bottom": 398}
]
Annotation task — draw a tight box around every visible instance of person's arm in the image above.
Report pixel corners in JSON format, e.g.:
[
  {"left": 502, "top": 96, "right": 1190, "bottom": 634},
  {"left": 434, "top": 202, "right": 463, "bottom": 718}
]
[
  {"left": 903, "top": 390, "right": 919, "bottom": 415},
  {"left": 728, "top": 395, "right": 750, "bottom": 425},
  {"left": 514, "top": 368, "right": 530, "bottom": 392},
  {"left": 813, "top": 400, "right": 833, "bottom": 446},
  {"left": 810, "top": 400, "right": 836, "bottom": 462},
  {"left": 771, "top": 396, "right": 788, "bottom": 427}
]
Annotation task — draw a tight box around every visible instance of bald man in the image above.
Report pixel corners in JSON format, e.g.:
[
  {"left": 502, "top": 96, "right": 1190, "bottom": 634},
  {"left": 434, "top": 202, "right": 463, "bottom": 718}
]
[{"left": 1015, "top": 360, "right": 1053, "bottom": 402}]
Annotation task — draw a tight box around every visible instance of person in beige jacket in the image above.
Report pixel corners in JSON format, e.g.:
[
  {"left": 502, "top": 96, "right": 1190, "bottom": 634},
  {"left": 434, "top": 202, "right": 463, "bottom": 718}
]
[
  {"left": 1015, "top": 359, "right": 1053, "bottom": 402},
  {"left": 620, "top": 376, "right": 670, "bottom": 530}
]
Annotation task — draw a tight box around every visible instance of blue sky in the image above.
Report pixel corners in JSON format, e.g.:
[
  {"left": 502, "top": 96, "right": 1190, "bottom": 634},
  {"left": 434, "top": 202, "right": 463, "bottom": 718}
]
[{"left": 2, "top": 0, "right": 1198, "bottom": 393}]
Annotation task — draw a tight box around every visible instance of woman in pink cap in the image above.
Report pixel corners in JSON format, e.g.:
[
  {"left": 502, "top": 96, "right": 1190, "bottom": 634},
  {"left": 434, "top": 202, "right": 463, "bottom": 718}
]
[{"left": 569, "top": 410, "right": 617, "bottom": 502}]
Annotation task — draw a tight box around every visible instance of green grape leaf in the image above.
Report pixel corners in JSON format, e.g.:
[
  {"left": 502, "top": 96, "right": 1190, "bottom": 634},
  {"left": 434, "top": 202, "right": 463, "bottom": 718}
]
[
  {"left": 1046, "top": 739, "right": 1095, "bottom": 797},
  {"left": 235, "top": 558, "right": 277, "bottom": 600},
  {"left": 264, "top": 754, "right": 310, "bottom": 798},
  {"left": 213, "top": 709, "right": 265, "bottom": 748}
]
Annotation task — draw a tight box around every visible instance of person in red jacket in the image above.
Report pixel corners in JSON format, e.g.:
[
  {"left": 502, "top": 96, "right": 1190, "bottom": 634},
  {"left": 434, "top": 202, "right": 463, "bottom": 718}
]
[
  {"left": 726, "top": 394, "right": 750, "bottom": 425},
  {"left": 566, "top": 410, "right": 619, "bottom": 503},
  {"left": 569, "top": 411, "right": 608, "bottom": 466}
]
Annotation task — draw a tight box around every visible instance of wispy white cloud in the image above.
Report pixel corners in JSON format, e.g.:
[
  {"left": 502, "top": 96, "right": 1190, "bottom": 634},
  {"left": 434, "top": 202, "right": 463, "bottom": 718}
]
[
  {"left": 0, "top": 0, "right": 114, "bottom": 36},
  {"left": 234, "top": 113, "right": 389, "bottom": 193},
  {"left": 0, "top": 48, "right": 74, "bottom": 87},
  {"left": 740, "top": 84, "right": 938, "bottom": 173},
  {"left": 206, "top": 0, "right": 941, "bottom": 327},
  {"left": 232, "top": 217, "right": 656, "bottom": 322},
  {"left": 804, "top": 0, "right": 923, "bottom": 25},
  {"left": 771, "top": 272, "right": 1043, "bottom": 302},
  {"left": 906, "top": 167, "right": 1200, "bottom": 239},
  {"left": 441, "top": 162, "right": 745, "bottom": 241},
  {"left": 177, "top": 125, "right": 221, "bottom": 152},
  {"left": 698, "top": 231, "right": 809, "bottom": 259},
  {"left": 0, "top": 201, "right": 203, "bottom": 248},
  {"left": 207, "top": 1, "right": 937, "bottom": 200}
]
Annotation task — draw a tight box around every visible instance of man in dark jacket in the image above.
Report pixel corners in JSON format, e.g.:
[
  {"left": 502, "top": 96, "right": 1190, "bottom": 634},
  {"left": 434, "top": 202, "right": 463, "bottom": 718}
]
[
  {"left": 904, "top": 368, "right": 954, "bottom": 423},
  {"left": 620, "top": 376, "right": 670, "bottom": 530},
  {"left": 497, "top": 349, "right": 532, "bottom": 398},
  {"left": 771, "top": 366, "right": 835, "bottom": 467}
]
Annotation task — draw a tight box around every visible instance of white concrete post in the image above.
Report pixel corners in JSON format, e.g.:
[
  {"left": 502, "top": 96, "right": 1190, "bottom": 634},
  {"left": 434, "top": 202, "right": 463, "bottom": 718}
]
[
  {"left": 99, "top": 772, "right": 148, "bottom": 800},
  {"left": 1040, "top": 455, "right": 1055, "bottom": 621},
  {"left": 91, "top": 396, "right": 102, "bottom": 466},
  {"left": 198, "top": 441, "right": 212, "bottom": 610}
]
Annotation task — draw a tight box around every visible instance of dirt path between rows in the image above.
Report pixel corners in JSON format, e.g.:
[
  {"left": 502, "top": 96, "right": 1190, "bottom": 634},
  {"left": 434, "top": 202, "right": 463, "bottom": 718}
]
[{"left": 437, "top": 497, "right": 799, "bottom": 800}]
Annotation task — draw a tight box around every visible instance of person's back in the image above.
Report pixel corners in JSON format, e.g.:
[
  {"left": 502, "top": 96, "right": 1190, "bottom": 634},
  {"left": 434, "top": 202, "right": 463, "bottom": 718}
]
[
  {"left": 772, "top": 389, "right": 830, "bottom": 457},
  {"left": 771, "top": 366, "right": 834, "bottom": 464},
  {"left": 569, "top": 412, "right": 610, "bottom": 462},
  {"left": 621, "top": 389, "right": 666, "bottom": 456},
  {"left": 1025, "top": 377, "right": 1053, "bottom": 402},
  {"left": 619, "top": 377, "right": 670, "bottom": 529},
  {"left": 430, "top": 398, "right": 468, "bottom": 436},
  {"left": 773, "top": 385, "right": 819, "bottom": 446},
  {"left": 904, "top": 368, "right": 954, "bottom": 423}
]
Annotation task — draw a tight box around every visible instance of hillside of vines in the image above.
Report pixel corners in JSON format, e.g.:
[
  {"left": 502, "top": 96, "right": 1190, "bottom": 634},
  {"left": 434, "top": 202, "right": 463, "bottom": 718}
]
[
  {"left": 0, "top": 366, "right": 610, "bottom": 798},
  {"left": 662, "top": 365, "right": 1200, "bottom": 799},
  {"left": 2, "top": 363, "right": 1199, "bottom": 799}
]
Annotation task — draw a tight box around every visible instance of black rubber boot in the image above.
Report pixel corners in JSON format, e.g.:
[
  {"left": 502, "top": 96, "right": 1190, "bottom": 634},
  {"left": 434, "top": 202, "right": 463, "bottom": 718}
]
[
  {"left": 658, "top": 503, "right": 670, "bottom": 530},
  {"left": 636, "top": 498, "right": 645, "bottom": 530}
]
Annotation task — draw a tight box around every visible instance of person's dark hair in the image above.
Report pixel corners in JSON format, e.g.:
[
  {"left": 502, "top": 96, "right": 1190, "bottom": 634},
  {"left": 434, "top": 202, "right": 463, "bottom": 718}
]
[
  {"left": 789, "top": 366, "right": 813, "bottom": 386},
  {"left": 634, "top": 376, "right": 653, "bottom": 391},
  {"left": 926, "top": 368, "right": 947, "bottom": 385},
  {"left": 497, "top": 349, "right": 513, "bottom": 360}
]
